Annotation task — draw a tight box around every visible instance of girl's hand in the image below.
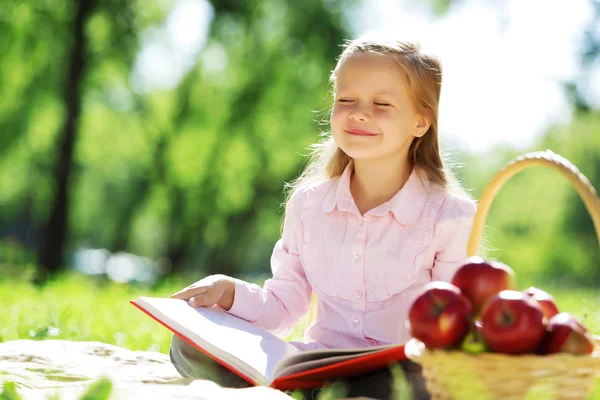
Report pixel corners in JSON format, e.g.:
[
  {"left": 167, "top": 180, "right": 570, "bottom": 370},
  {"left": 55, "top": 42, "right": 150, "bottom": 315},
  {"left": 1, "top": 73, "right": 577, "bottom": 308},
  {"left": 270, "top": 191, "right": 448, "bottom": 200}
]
[{"left": 171, "top": 274, "right": 235, "bottom": 311}]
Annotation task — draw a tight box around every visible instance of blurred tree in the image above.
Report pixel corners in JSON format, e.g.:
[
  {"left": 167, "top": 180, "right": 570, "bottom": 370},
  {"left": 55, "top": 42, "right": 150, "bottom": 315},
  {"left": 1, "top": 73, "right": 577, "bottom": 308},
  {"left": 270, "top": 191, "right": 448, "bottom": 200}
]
[
  {"left": 192, "top": 0, "right": 353, "bottom": 276},
  {"left": 0, "top": 2, "right": 69, "bottom": 253},
  {"left": 4, "top": 0, "right": 597, "bottom": 288},
  {"left": 0, "top": 0, "right": 163, "bottom": 280},
  {"left": 36, "top": 0, "right": 99, "bottom": 282},
  {"left": 63, "top": 0, "right": 353, "bottom": 279},
  {"left": 555, "top": 0, "right": 600, "bottom": 283}
]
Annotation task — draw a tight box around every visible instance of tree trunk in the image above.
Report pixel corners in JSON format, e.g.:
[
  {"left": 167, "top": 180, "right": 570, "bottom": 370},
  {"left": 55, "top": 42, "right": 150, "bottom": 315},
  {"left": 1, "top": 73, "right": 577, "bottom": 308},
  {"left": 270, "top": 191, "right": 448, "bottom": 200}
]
[
  {"left": 164, "top": 186, "right": 187, "bottom": 271},
  {"left": 37, "top": 0, "right": 97, "bottom": 283}
]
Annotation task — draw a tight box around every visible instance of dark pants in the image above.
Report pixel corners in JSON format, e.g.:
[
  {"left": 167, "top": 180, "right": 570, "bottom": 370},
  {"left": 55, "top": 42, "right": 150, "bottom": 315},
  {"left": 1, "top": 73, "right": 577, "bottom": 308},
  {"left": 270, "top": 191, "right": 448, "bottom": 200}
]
[{"left": 169, "top": 334, "right": 430, "bottom": 399}]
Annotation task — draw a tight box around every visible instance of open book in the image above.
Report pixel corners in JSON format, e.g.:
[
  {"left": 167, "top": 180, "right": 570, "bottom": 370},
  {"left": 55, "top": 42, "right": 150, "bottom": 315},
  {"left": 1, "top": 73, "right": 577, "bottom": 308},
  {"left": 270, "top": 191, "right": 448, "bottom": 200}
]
[{"left": 131, "top": 297, "right": 406, "bottom": 390}]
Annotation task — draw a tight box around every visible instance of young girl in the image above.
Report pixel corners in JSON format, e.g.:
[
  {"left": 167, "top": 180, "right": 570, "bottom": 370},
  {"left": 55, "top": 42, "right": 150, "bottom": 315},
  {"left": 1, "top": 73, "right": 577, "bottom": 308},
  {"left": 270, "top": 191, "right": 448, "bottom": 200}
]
[{"left": 170, "top": 36, "right": 476, "bottom": 399}]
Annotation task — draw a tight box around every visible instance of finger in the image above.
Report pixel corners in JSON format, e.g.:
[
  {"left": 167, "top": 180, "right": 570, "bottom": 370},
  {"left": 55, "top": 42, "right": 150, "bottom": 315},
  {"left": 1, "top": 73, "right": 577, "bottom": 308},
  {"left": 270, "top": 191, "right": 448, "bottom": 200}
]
[
  {"left": 171, "top": 286, "right": 208, "bottom": 300},
  {"left": 189, "top": 287, "right": 222, "bottom": 308},
  {"left": 189, "top": 295, "right": 206, "bottom": 307},
  {"left": 189, "top": 294, "right": 215, "bottom": 307}
]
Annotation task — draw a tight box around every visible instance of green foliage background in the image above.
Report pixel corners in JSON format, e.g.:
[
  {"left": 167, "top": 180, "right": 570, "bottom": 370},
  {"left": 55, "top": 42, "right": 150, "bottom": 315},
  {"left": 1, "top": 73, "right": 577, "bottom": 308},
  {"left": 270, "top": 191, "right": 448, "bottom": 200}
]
[{"left": 0, "top": 0, "right": 599, "bottom": 306}]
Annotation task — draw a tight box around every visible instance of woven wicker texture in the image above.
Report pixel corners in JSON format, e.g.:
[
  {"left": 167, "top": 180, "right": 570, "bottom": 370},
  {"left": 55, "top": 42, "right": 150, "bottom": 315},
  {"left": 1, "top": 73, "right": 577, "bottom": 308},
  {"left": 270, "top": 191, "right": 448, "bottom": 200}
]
[{"left": 406, "top": 150, "right": 600, "bottom": 400}]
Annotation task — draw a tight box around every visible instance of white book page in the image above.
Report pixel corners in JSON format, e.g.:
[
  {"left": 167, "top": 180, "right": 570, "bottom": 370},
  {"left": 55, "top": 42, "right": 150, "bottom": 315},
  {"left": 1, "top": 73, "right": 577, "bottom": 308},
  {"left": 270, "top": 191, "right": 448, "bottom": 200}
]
[{"left": 134, "top": 297, "right": 302, "bottom": 385}]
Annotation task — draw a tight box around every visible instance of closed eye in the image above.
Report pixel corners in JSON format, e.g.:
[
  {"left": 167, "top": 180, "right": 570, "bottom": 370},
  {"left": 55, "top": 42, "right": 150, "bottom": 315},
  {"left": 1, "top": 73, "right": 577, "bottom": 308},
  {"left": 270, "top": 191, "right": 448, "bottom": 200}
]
[
  {"left": 337, "top": 99, "right": 354, "bottom": 103},
  {"left": 375, "top": 102, "right": 391, "bottom": 107}
]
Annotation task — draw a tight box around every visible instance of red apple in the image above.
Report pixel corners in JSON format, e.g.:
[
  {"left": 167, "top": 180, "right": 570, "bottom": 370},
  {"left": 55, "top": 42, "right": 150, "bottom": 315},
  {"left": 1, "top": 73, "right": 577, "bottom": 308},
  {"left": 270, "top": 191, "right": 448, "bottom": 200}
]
[
  {"left": 480, "top": 290, "right": 546, "bottom": 354},
  {"left": 407, "top": 281, "right": 473, "bottom": 349},
  {"left": 451, "top": 257, "right": 517, "bottom": 316},
  {"left": 522, "top": 286, "right": 560, "bottom": 320},
  {"left": 538, "top": 312, "right": 594, "bottom": 355}
]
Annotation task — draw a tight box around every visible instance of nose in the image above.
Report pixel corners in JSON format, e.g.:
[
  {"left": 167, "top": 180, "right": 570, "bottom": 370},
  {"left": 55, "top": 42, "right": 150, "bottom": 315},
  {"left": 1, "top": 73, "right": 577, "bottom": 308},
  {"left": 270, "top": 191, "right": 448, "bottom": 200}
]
[{"left": 348, "top": 104, "right": 371, "bottom": 122}]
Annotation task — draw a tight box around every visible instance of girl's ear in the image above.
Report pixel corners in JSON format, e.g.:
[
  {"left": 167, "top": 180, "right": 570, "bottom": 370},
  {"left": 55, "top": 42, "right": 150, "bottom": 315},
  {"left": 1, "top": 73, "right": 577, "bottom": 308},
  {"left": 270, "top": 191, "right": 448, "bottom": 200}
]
[{"left": 414, "top": 114, "right": 431, "bottom": 138}]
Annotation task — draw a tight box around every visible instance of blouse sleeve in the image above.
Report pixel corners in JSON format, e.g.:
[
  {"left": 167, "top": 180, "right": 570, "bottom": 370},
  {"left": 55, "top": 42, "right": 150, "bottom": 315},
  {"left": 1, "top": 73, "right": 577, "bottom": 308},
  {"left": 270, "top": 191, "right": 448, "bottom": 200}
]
[
  {"left": 431, "top": 196, "right": 477, "bottom": 283},
  {"left": 226, "top": 189, "right": 312, "bottom": 338}
]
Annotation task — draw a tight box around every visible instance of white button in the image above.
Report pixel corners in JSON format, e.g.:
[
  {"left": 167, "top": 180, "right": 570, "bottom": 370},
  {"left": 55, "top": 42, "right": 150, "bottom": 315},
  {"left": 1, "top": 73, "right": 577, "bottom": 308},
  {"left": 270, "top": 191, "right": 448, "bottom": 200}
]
[
  {"left": 359, "top": 219, "right": 365, "bottom": 227},
  {"left": 367, "top": 339, "right": 377, "bottom": 346},
  {"left": 353, "top": 255, "right": 361, "bottom": 263},
  {"left": 352, "top": 318, "right": 360, "bottom": 327},
  {"left": 355, "top": 291, "right": 363, "bottom": 299}
]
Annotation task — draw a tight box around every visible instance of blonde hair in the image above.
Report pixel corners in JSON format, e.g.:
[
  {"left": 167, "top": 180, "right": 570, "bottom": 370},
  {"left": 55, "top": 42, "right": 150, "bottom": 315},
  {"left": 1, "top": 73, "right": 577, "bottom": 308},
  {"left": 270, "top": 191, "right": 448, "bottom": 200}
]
[{"left": 286, "top": 36, "right": 472, "bottom": 202}]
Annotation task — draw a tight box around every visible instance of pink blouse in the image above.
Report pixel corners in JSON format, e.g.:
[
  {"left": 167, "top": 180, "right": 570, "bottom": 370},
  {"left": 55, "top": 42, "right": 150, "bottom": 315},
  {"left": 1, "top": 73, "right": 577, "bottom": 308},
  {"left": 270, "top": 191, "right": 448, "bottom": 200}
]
[{"left": 228, "top": 162, "right": 476, "bottom": 350}]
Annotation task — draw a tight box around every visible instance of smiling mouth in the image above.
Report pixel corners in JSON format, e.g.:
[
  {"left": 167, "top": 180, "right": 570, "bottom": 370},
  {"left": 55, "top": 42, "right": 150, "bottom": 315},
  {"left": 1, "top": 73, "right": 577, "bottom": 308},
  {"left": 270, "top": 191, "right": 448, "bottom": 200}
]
[{"left": 345, "top": 129, "right": 378, "bottom": 137}]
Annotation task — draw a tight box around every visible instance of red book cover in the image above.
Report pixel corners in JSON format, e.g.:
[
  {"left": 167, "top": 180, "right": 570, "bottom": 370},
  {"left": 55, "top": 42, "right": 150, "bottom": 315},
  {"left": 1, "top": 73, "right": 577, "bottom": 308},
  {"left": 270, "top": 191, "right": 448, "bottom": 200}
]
[{"left": 270, "top": 345, "right": 406, "bottom": 390}]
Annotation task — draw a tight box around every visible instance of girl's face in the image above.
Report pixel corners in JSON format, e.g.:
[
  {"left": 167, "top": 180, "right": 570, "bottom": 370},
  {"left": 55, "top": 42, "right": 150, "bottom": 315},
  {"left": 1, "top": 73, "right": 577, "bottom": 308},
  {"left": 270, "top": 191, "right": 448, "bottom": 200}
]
[{"left": 330, "top": 53, "right": 429, "bottom": 164}]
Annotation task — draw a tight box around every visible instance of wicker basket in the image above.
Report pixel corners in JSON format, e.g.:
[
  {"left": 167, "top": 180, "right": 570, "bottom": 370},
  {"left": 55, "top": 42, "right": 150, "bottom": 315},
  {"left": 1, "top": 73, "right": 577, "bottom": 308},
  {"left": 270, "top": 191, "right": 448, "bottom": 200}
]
[{"left": 405, "top": 150, "right": 600, "bottom": 400}]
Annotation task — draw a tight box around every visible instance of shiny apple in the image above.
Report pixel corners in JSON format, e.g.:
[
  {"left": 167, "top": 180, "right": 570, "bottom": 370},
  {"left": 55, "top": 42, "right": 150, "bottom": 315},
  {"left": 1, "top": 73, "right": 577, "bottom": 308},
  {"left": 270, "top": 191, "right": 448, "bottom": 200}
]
[
  {"left": 451, "top": 257, "right": 517, "bottom": 316},
  {"left": 480, "top": 290, "right": 546, "bottom": 354},
  {"left": 539, "top": 312, "right": 594, "bottom": 355},
  {"left": 406, "top": 281, "right": 473, "bottom": 348},
  {"left": 407, "top": 281, "right": 473, "bottom": 349},
  {"left": 522, "top": 286, "right": 560, "bottom": 320}
]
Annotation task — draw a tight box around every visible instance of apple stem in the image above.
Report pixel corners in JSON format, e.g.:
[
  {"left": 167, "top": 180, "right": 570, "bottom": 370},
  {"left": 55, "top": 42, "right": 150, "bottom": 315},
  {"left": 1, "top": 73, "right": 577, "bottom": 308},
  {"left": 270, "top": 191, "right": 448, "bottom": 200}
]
[
  {"left": 427, "top": 291, "right": 445, "bottom": 315},
  {"left": 500, "top": 304, "right": 513, "bottom": 325}
]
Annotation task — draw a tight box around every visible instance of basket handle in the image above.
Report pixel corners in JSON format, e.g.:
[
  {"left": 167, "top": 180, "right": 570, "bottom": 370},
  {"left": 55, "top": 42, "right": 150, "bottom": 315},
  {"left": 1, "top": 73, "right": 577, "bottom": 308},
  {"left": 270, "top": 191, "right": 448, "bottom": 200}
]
[{"left": 467, "top": 150, "right": 600, "bottom": 257}]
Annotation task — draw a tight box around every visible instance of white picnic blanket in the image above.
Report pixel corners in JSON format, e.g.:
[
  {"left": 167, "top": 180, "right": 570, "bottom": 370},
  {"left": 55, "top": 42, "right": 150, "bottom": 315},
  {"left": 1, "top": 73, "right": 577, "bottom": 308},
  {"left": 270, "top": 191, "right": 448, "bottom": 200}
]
[{"left": 0, "top": 340, "right": 292, "bottom": 399}]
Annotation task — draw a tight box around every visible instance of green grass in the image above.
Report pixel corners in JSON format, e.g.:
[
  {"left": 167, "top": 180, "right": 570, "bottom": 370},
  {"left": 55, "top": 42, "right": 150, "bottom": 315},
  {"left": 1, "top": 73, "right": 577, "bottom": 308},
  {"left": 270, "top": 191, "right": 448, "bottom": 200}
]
[
  {"left": 0, "top": 273, "right": 179, "bottom": 352},
  {"left": 1, "top": 272, "right": 598, "bottom": 350},
  {"left": 0, "top": 272, "right": 314, "bottom": 351},
  {"left": 551, "top": 287, "right": 600, "bottom": 333}
]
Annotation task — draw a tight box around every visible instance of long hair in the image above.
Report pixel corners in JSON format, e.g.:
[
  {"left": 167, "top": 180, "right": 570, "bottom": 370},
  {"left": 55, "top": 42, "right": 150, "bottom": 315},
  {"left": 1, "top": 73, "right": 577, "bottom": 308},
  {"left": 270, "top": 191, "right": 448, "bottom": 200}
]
[{"left": 286, "top": 35, "right": 472, "bottom": 202}]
